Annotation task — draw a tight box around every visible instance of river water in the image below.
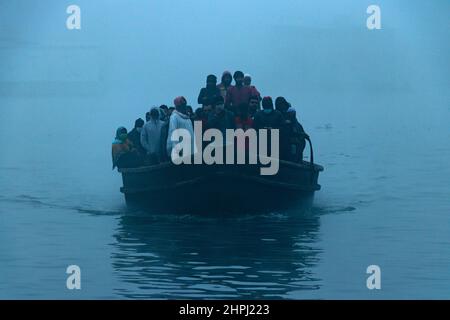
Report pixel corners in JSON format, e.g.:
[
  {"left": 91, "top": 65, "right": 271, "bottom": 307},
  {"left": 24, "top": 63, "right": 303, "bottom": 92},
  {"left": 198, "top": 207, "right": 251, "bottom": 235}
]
[{"left": 1, "top": 0, "right": 449, "bottom": 299}]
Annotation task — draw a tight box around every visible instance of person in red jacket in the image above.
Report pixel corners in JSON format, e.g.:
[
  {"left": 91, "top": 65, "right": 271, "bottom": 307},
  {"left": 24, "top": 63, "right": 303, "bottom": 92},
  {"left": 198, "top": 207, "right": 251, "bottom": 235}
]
[
  {"left": 225, "top": 71, "right": 253, "bottom": 113},
  {"left": 244, "top": 74, "right": 261, "bottom": 101},
  {"left": 234, "top": 103, "right": 254, "bottom": 156}
]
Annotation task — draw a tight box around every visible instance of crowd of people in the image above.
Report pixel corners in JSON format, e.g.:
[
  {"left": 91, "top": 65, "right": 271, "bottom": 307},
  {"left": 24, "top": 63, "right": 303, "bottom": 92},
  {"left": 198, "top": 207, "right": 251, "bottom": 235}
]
[{"left": 112, "top": 71, "right": 309, "bottom": 169}]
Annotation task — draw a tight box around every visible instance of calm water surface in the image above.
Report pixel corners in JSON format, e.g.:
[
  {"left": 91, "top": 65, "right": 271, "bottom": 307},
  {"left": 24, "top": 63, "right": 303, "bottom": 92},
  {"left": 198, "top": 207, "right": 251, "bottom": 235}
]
[{"left": 0, "top": 0, "right": 449, "bottom": 299}]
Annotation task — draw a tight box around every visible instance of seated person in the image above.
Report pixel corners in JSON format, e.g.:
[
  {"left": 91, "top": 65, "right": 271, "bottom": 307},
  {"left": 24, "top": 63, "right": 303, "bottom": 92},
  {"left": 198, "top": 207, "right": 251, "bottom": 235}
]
[
  {"left": 112, "top": 127, "right": 142, "bottom": 169},
  {"left": 253, "top": 96, "right": 284, "bottom": 130}
]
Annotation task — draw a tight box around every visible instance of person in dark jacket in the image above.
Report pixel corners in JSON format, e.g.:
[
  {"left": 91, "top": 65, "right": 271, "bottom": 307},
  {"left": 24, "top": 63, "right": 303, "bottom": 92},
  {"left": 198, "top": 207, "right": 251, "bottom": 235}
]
[
  {"left": 198, "top": 75, "right": 222, "bottom": 107},
  {"left": 248, "top": 95, "right": 260, "bottom": 119},
  {"left": 206, "top": 96, "right": 235, "bottom": 135},
  {"left": 253, "top": 97, "right": 284, "bottom": 158},
  {"left": 284, "top": 107, "right": 309, "bottom": 162},
  {"left": 253, "top": 96, "right": 284, "bottom": 130},
  {"left": 159, "top": 104, "right": 169, "bottom": 122},
  {"left": 127, "top": 118, "right": 146, "bottom": 155},
  {"left": 275, "top": 97, "right": 297, "bottom": 160},
  {"left": 275, "top": 96, "right": 290, "bottom": 115}
]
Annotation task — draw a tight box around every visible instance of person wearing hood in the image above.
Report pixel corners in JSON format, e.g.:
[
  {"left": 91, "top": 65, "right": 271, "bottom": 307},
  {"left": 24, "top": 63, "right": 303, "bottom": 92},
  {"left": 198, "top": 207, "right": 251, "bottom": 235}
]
[
  {"left": 275, "top": 96, "right": 290, "bottom": 117},
  {"left": 141, "top": 108, "right": 165, "bottom": 164},
  {"left": 198, "top": 74, "right": 222, "bottom": 107},
  {"left": 284, "top": 107, "right": 309, "bottom": 162},
  {"left": 225, "top": 71, "right": 253, "bottom": 113},
  {"left": 111, "top": 127, "right": 142, "bottom": 169},
  {"left": 244, "top": 74, "right": 261, "bottom": 101},
  {"left": 128, "top": 118, "right": 145, "bottom": 155},
  {"left": 275, "top": 96, "right": 293, "bottom": 159},
  {"left": 166, "top": 96, "right": 197, "bottom": 160},
  {"left": 217, "top": 71, "right": 233, "bottom": 101}
]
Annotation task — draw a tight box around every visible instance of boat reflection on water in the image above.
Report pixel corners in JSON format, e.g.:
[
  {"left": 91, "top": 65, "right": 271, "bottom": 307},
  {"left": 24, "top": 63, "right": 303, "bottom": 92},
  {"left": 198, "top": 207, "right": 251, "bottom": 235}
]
[{"left": 110, "top": 201, "right": 322, "bottom": 299}]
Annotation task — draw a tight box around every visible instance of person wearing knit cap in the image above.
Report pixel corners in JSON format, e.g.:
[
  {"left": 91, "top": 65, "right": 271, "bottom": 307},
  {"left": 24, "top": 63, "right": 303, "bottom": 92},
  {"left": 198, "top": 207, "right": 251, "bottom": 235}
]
[
  {"left": 197, "top": 74, "right": 222, "bottom": 107},
  {"left": 224, "top": 71, "right": 253, "bottom": 113},
  {"left": 217, "top": 71, "right": 233, "bottom": 101},
  {"left": 174, "top": 96, "right": 187, "bottom": 109}
]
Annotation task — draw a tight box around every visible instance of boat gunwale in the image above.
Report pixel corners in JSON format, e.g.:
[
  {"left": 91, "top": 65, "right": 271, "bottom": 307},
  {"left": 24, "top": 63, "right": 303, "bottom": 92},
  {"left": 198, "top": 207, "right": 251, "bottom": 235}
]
[{"left": 118, "top": 160, "right": 324, "bottom": 174}]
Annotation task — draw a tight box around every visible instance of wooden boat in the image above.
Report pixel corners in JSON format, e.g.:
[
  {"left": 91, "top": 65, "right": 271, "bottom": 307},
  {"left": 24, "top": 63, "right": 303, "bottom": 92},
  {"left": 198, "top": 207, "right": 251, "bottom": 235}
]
[{"left": 118, "top": 139, "right": 324, "bottom": 213}]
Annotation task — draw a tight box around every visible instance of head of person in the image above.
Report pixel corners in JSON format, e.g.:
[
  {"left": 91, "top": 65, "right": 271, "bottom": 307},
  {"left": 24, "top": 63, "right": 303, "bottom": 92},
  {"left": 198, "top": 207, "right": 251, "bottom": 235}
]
[
  {"left": 221, "top": 71, "right": 232, "bottom": 87},
  {"left": 173, "top": 96, "right": 187, "bottom": 114},
  {"left": 275, "top": 96, "right": 290, "bottom": 113},
  {"left": 286, "top": 106, "right": 297, "bottom": 121},
  {"left": 249, "top": 96, "right": 260, "bottom": 115},
  {"left": 214, "top": 96, "right": 225, "bottom": 113},
  {"left": 243, "top": 74, "right": 252, "bottom": 86},
  {"left": 115, "top": 127, "right": 128, "bottom": 143},
  {"left": 150, "top": 108, "right": 160, "bottom": 121},
  {"left": 134, "top": 118, "right": 144, "bottom": 132},
  {"left": 159, "top": 104, "right": 169, "bottom": 115},
  {"left": 262, "top": 96, "right": 274, "bottom": 114},
  {"left": 237, "top": 103, "right": 249, "bottom": 119},
  {"left": 145, "top": 111, "right": 151, "bottom": 122},
  {"left": 186, "top": 105, "right": 194, "bottom": 117},
  {"left": 233, "top": 71, "right": 244, "bottom": 87},
  {"left": 202, "top": 104, "right": 213, "bottom": 116},
  {"left": 206, "top": 74, "right": 217, "bottom": 89}
]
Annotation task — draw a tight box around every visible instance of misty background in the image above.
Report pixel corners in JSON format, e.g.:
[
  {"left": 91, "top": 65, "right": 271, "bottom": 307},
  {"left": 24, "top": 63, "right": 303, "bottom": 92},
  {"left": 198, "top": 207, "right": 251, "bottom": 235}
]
[{"left": 0, "top": 0, "right": 449, "bottom": 299}]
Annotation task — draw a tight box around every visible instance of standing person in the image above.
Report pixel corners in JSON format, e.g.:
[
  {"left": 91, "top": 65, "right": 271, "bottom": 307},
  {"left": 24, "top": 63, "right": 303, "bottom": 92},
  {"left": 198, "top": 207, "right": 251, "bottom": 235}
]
[
  {"left": 198, "top": 74, "right": 222, "bottom": 107},
  {"left": 217, "top": 71, "right": 233, "bottom": 101},
  {"left": 243, "top": 74, "right": 261, "bottom": 101},
  {"left": 285, "top": 107, "right": 309, "bottom": 162},
  {"left": 127, "top": 118, "right": 145, "bottom": 155},
  {"left": 225, "top": 71, "right": 252, "bottom": 113},
  {"left": 166, "top": 96, "right": 196, "bottom": 160},
  {"left": 159, "top": 104, "right": 169, "bottom": 121},
  {"left": 141, "top": 108, "right": 165, "bottom": 164},
  {"left": 275, "top": 97, "right": 294, "bottom": 160}
]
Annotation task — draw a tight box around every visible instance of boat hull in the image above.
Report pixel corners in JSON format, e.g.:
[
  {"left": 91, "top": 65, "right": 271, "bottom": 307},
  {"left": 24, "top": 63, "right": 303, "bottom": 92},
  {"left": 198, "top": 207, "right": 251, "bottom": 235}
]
[{"left": 119, "top": 160, "right": 323, "bottom": 213}]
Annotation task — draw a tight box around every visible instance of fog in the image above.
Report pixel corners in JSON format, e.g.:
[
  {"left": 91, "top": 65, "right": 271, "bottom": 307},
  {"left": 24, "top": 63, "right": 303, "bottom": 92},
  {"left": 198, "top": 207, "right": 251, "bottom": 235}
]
[{"left": 0, "top": 0, "right": 449, "bottom": 298}]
